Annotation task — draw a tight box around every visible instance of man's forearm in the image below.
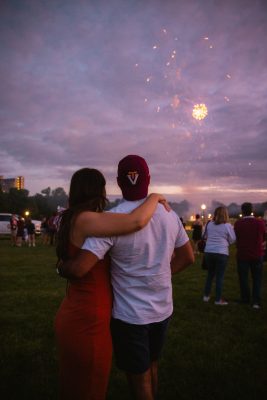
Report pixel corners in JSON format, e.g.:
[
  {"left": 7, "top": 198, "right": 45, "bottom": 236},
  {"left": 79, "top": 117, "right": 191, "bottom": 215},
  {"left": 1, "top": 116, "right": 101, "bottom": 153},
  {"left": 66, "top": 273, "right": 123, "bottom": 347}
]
[{"left": 171, "top": 242, "right": 195, "bottom": 275}]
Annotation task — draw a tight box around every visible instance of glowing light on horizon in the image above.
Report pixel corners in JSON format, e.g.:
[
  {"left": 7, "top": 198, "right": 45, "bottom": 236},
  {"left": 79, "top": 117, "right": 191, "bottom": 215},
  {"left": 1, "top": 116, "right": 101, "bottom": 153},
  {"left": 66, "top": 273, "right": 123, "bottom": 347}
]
[{"left": 192, "top": 103, "right": 208, "bottom": 120}]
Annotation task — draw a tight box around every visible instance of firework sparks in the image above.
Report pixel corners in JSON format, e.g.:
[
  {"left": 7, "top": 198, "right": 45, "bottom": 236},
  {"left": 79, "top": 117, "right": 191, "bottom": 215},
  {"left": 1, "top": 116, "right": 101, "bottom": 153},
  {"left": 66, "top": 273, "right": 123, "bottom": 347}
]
[
  {"left": 192, "top": 104, "right": 208, "bottom": 120},
  {"left": 171, "top": 95, "right": 180, "bottom": 109}
]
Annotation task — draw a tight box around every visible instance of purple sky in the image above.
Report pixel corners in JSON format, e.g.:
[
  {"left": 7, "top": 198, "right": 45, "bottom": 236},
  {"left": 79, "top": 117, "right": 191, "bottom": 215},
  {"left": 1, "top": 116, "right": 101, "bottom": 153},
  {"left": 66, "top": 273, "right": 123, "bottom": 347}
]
[{"left": 1, "top": 0, "right": 267, "bottom": 210}]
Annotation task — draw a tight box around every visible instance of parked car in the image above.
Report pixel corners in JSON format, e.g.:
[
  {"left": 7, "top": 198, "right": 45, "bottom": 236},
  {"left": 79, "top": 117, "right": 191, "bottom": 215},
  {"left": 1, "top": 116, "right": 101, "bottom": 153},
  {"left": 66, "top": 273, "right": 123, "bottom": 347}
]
[{"left": 0, "top": 213, "right": 14, "bottom": 235}]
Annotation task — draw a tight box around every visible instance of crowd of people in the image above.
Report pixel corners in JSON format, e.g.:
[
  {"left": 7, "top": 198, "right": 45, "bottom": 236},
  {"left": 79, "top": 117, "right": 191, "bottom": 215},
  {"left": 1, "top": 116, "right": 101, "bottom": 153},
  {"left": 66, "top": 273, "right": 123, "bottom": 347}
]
[
  {"left": 40, "top": 213, "right": 58, "bottom": 245},
  {"left": 9, "top": 213, "right": 59, "bottom": 247},
  {"left": 190, "top": 204, "right": 266, "bottom": 309},
  {"left": 53, "top": 153, "right": 267, "bottom": 400},
  {"left": 10, "top": 214, "right": 36, "bottom": 247}
]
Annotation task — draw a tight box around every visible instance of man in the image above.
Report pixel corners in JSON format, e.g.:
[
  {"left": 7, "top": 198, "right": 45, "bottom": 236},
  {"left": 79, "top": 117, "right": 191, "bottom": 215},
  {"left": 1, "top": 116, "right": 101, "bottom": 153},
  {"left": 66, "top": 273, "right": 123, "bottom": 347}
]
[
  {"left": 234, "top": 202, "right": 265, "bottom": 309},
  {"left": 10, "top": 214, "right": 17, "bottom": 246},
  {"left": 61, "top": 155, "right": 194, "bottom": 399}
]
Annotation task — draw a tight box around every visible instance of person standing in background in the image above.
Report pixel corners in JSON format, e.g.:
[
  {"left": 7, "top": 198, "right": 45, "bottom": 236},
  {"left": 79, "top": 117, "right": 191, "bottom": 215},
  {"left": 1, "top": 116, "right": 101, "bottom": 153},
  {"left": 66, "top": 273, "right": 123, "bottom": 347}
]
[
  {"left": 48, "top": 212, "right": 57, "bottom": 245},
  {"left": 26, "top": 218, "right": 36, "bottom": 247},
  {"left": 234, "top": 202, "right": 266, "bottom": 309},
  {"left": 203, "top": 206, "right": 236, "bottom": 305},
  {"left": 192, "top": 214, "right": 203, "bottom": 254},
  {"left": 10, "top": 214, "right": 17, "bottom": 246},
  {"left": 16, "top": 216, "right": 25, "bottom": 247},
  {"left": 41, "top": 217, "right": 50, "bottom": 245}
]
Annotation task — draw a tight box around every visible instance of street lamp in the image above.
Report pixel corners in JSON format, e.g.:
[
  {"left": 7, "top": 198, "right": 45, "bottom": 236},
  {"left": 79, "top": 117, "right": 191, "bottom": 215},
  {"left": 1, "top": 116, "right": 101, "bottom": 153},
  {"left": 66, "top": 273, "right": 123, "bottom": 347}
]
[
  {"left": 25, "top": 210, "right": 30, "bottom": 217},
  {"left": 201, "top": 204, "right": 206, "bottom": 222}
]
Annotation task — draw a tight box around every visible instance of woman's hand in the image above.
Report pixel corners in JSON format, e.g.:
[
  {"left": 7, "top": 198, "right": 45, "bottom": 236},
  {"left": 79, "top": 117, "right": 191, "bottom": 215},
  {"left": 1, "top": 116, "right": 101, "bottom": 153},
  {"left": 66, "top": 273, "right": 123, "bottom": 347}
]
[{"left": 150, "top": 193, "right": 171, "bottom": 212}]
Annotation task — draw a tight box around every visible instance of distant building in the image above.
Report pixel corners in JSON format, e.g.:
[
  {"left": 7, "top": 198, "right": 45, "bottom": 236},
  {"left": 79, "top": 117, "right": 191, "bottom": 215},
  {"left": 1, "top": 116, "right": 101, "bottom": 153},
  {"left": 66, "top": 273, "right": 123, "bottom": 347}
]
[{"left": 0, "top": 176, "right": 25, "bottom": 192}]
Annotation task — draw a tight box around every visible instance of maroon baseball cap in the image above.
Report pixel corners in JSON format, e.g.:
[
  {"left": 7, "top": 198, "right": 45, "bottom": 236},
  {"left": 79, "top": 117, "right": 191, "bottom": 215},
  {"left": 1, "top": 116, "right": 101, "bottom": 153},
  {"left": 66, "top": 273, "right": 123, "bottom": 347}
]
[{"left": 117, "top": 155, "right": 150, "bottom": 200}]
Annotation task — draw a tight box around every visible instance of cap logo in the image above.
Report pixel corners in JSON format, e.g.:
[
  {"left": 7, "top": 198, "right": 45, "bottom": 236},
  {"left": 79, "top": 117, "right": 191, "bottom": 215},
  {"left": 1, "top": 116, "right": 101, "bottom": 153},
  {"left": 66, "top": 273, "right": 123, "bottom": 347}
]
[{"left": 127, "top": 171, "right": 139, "bottom": 185}]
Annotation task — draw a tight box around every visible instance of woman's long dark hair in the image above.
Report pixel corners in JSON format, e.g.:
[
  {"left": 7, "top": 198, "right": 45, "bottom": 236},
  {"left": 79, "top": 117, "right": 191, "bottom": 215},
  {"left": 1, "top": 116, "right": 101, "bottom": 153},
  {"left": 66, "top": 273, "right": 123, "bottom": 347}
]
[{"left": 56, "top": 168, "right": 107, "bottom": 263}]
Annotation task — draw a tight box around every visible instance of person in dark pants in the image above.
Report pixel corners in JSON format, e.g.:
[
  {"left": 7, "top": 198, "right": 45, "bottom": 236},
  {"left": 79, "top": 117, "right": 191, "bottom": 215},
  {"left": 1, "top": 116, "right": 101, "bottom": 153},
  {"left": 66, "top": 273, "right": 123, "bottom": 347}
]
[
  {"left": 26, "top": 218, "right": 36, "bottom": 247},
  {"left": 192, "top": 214, "right": 203, "bottom": 254},
  {"left": 234, "top": 202, "right": 266, "bottom": 309},
  {"left": 203, "top": 206, "right": 236, "bottom": 305},
  {"left": 48, "top": 212, "right": 57, "bottom": 245},
  {"left": 16, "top": 216, "right": 25, "bottom": 247},
  {"left": 10, "top": 214, "right": 18, "bottom": 246}
]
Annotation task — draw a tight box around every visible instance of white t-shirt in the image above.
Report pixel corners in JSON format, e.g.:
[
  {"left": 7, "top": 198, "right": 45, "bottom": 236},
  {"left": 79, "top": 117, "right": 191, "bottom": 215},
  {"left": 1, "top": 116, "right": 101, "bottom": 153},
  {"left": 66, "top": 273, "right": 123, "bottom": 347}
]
[
  {"left": 82, "top": 199, "right": 189, "bottom": 324},
  {"left": 204, "top": 221, "right": 236, "bottom": 255}
]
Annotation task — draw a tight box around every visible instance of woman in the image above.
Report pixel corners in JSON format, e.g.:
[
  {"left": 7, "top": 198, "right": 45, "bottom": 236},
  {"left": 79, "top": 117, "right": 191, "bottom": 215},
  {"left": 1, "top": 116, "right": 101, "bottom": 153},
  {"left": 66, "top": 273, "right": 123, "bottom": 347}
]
[
  {"left": 203, "top": 206, "right": 236, "bottom": 305},
  {"left": 25, "top": 218, "right": 36, "bottom": 247},
  {"left": 54, "top": 168, "right": 168, "bottom": 400},
  {"left": 192, "top": 214, "right": 203, "bottom": 254},
  {"left": 41, "top": 216, "right": 50, "bottom": 245},
  {"left": 16, "top": 216, "right": 25, "bottom": 247}
]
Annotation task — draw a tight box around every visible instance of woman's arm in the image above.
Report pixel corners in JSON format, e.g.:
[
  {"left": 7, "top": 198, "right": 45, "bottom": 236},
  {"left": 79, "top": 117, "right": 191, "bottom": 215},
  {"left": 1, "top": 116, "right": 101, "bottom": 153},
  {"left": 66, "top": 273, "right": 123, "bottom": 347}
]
[
  {"left": 227, "top": 223, "right": 236, "bottom": 244},
  {"left": 76, "top": 193, "right": 169, "bottom": 239}
]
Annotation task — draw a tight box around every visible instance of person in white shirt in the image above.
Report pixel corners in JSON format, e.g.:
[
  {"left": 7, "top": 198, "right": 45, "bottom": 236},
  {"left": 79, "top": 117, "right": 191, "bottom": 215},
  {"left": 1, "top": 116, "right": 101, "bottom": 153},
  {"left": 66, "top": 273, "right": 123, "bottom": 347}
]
[
  {"left": 203, "top": 206, "right": 236, "bottom": 305},
  {"left": 60, "top": 155, "right": 194, "bottom": 400}
]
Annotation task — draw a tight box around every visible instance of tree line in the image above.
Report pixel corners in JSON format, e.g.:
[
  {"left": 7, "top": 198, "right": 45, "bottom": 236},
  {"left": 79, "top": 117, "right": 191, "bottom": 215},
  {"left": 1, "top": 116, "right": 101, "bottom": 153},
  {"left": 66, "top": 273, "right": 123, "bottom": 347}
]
[
  {"left": 0, "top": 187, "right": 68, "bottom": 219},
  {"left": 0, "top": 185, "right": 266, "bottom": 220}
]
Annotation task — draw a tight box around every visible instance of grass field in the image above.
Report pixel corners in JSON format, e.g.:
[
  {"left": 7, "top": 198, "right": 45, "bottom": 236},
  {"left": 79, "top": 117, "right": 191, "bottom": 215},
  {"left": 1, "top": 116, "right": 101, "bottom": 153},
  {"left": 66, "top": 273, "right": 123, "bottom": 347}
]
[{"left": 1, "top": 236, "right": 267, "bottom": 400}]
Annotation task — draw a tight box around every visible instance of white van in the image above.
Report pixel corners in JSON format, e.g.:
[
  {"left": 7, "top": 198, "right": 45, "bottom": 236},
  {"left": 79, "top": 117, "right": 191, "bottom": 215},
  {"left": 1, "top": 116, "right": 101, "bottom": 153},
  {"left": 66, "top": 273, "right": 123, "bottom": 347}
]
[
  {"left": 0, "top": 213, "right": 13, "bottom": 235},
  {"left": 0, "top": 213, "right": 41, "bottom": 235}
]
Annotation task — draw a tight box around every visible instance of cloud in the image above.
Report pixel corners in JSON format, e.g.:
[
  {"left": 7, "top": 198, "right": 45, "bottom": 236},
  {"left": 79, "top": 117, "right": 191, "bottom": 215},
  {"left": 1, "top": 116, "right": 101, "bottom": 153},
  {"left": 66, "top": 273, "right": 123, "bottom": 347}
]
[{"left": 0, "top": 0, "right": 267, "bottom": 207}]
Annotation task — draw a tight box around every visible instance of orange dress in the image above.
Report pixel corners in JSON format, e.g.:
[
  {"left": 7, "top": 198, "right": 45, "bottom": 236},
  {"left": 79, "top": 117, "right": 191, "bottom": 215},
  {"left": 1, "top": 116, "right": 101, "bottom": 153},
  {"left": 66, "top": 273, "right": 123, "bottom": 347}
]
[{"left": 54, "top": 244, "right": 112, "bottom": 400}]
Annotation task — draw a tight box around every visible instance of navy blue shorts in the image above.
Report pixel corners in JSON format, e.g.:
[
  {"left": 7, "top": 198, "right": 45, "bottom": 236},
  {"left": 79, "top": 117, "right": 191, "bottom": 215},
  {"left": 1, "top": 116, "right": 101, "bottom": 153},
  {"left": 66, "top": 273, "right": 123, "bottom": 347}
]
[{"left": 110, "top": 316, "right": 171, "bottom": 374}]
